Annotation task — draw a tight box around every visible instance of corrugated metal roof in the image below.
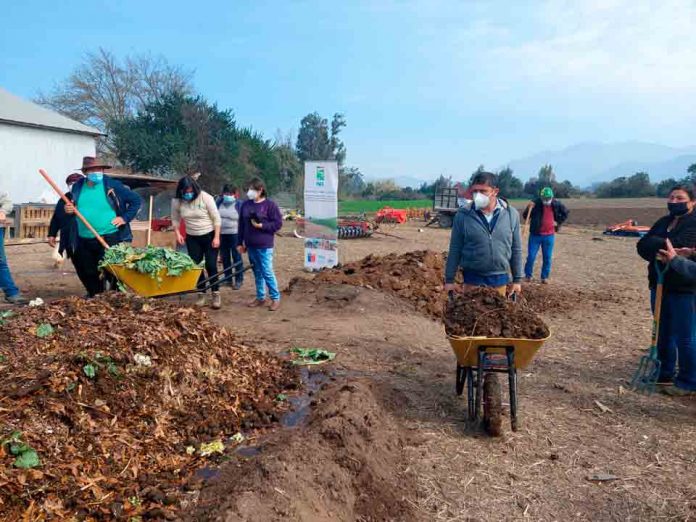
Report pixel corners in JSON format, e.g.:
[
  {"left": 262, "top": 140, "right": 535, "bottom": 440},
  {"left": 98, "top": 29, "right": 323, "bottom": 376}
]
[{"left": 0, "top": 87, "right": 103, "bottom": 136}]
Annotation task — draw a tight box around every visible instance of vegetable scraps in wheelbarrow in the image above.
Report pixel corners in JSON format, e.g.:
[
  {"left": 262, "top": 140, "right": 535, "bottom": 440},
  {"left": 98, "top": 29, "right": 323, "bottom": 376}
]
[
  {"left": 99, "top": 244, "right": 202, "bottom": 282},
  {"left": 444, "top": 288, "right": 549, "bottom": 339}
]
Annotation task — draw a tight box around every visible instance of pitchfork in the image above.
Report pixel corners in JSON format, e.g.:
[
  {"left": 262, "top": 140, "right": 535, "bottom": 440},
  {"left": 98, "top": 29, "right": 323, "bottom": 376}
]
[{"left": 630, "top": 261, "right": 670, "bottom": 394}]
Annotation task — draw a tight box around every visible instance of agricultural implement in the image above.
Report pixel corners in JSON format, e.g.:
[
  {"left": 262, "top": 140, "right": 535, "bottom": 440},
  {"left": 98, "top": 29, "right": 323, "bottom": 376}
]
[
  {"left": 375, "top": 207, "right": 407, "bottom": 225},
  {"left": 630, "top": 261, "right": 669, "bottom": 393},
  {"left": 448, "top": 333, "right": 550, "bottom": 435},
  {"left": 603, "top": 220, "right": 650, "bottom": 237},
  {"left": 293, "top": 216, "right": 376, "bottom": 239}
]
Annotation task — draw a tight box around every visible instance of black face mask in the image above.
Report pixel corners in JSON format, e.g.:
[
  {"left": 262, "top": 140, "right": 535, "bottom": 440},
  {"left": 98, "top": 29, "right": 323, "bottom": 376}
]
[{"left": 668, "top": 202, "right": 690, "bottom": 217}]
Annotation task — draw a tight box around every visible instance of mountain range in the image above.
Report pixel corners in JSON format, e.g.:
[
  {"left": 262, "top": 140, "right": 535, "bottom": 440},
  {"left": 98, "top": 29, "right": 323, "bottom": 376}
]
[
  {"left": 505, "top": 141, "right": 696, "bottom": 187},
  {"left": 376, "top": 142, "right": 696, "bottom": 188}
]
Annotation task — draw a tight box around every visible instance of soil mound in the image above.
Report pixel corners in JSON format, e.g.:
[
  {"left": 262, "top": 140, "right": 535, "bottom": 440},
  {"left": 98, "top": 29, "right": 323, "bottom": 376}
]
[
  {"left": 302, "top": 250, "right": 448, "bottom": 318},
  {"left": 444, "top": 288, "right": 550, "bottom": 339},
  {"left": 291, "top": 250, "right": 619, "bottom": 320},
  {"left": 0, "top": 294, "right": 298, "bottom": 520},
  {"left": 187, "top": 379, "right": 418, "bottom": 521}
]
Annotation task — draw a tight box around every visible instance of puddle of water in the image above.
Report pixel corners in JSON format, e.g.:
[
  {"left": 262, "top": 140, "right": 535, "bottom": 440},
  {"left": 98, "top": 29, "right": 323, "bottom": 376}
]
[
  {"left": 236, "top": 445, "right": 261, "bottom": 457},
  {"left": 195, "top": 467, "right": 220, "bottom": 481},
  {"left": 281, "top": 367, "right": 329, "bottom": 428}
]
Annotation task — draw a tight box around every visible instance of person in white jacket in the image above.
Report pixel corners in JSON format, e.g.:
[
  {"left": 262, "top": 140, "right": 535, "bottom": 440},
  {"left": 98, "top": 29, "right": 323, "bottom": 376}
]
[{"left": 0, "top": 193, "right": 28, "bottom": 304}]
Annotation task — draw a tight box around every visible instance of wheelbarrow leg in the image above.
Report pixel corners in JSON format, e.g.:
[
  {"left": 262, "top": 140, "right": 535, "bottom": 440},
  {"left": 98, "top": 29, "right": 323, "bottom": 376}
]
[
  {"left": 466, "top": 367, "right": 475, "bottom": 421},
  {"left": 507, "top": 347, "right": 518, "bottom": 432},
  {"left": 456, "top": 364, "right": 466, "bottom": 396},
  {"left": 475, "top": 347, "right": 485, "bottom": 421}
]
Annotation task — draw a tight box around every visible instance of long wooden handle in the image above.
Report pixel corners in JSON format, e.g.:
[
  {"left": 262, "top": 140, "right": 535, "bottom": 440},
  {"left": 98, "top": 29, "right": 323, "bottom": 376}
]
[
  {"left": 39, "top": 168, "right": 110, "bottom": 249},
  {"left": 147, "top": 195, "right": 154, "bottom": 246}
]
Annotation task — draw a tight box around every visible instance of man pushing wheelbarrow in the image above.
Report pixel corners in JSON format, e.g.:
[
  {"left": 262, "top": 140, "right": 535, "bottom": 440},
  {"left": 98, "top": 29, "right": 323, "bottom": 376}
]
[
  {"left": 443, "top": 171, "right": 549, "bottom": 436},
  {"left": 444, "top": 171, "right": 523, "bottom": 296}
]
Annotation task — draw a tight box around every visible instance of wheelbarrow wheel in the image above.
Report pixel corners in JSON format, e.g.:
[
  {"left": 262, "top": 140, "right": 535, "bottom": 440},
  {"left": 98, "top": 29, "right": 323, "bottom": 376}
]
[{"left": 483, "top": 373, "right": 503, "bottom": 437}]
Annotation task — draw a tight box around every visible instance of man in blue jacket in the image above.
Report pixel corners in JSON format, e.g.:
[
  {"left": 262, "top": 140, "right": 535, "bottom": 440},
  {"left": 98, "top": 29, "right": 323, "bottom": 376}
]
[
  {"left": 65, "top": 157, "right": 141, "bottom": 296},
  {"left": 445, "top": 171, "right": 523, "bottom": 296}
]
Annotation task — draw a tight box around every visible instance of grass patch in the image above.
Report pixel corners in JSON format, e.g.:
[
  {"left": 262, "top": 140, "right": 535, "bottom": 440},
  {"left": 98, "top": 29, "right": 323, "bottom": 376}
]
[{"left": 339, "top": 199, "right": 431, "bottom": 214}]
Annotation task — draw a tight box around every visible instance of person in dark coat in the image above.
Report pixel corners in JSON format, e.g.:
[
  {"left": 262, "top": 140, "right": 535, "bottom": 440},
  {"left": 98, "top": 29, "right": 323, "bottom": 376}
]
[
  {"left": 637, "top": 184, "right": 696, "bottom": 396},
  {"left": 48, "top": 172, "right": 84, "bottom": 260},
  {"left": 522, "top": 187, "right": 569, "bottom": 283}
]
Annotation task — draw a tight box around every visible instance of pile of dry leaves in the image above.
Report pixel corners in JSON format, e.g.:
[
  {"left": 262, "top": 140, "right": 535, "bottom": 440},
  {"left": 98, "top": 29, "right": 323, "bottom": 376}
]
[
  {"left": 443, "top": 287, "right": 550, "bottom": 339},
  {"left": 0, "top": 294, "right": 298, "bottom": 520}
]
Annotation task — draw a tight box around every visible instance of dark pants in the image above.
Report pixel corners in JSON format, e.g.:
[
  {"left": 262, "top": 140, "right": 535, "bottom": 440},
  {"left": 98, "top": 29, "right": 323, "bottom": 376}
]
[
  {"left": 186, "top": 232, "right": 220, "bottom": 293},
  {"left": 651, "top": 289, "right": 696, "bottom": 391},
  {"left": 220, "top": 233, "right": 243, "bottom": 286},
  {"left": 73, "top": 233, "right": 120, "bottom": 297}
]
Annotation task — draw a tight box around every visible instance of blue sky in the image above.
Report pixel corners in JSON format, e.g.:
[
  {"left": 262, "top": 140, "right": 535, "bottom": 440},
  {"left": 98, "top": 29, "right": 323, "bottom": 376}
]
[{"left": 2, "top": 0, "right": 695, "bottom": 182}]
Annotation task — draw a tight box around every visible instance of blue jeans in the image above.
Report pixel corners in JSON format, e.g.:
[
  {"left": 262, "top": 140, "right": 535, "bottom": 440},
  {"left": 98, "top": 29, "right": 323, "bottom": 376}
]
[
  {"left": 0, "top": 228, "right": 19, "bottom": 298},
  {"left": 651, "top": 290, "right": 696, "bottom": 391},
  {"left": 247, "top": 247, "right": 280, "bottom": 301},
  {"left": 525, "top": 234, "right": 555, "bottom": 280}
]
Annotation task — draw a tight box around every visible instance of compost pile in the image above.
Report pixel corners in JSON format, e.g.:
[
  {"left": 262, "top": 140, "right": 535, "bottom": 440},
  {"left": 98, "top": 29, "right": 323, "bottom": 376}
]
[
  {"left": 444, "top": 287, "right": 550, "bottom": 339},
  {"left": 99, "top": 244, "right": 201, "bottom": 280},
  {"left": 0, "top": 294, "right": 298, "bottom": 520},
  {"left": 308, "top": 250, "right": 449, "bottom": 317}
]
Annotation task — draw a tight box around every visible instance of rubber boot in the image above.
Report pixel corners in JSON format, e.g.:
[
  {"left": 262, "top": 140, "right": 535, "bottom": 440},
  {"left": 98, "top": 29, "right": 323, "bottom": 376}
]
[{"left": 211, "top": 291, "right": 222, "bottom": 310}]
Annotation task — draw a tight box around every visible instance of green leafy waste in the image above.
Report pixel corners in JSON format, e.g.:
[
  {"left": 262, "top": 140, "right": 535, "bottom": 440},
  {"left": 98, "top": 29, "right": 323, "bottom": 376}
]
[
  {"left": 35, "top": 323, "right": 54, "bottom": 338},
  {"left": 99, "top": 244, "right": 202, "bottom": 283},
  {"left": 290, "top": 347, "right": 336, "bottom": 365},
  {"left": 2, "top": 431, "right": 40, "bottom": 469}
]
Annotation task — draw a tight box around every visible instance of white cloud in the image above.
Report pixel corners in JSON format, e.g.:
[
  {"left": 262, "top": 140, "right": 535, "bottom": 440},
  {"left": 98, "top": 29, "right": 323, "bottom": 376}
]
[{"left": 488, "top": 0, "right": 696, "bottom": 97}]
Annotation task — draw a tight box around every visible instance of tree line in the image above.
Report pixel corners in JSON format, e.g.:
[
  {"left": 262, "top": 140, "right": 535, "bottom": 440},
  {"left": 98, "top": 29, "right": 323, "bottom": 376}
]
[
  {"left": 593, "top": 166, "right": 696, "bottom": 198},
  {"left": 37, "top": 48, "right": 358, "bottom": 201}
]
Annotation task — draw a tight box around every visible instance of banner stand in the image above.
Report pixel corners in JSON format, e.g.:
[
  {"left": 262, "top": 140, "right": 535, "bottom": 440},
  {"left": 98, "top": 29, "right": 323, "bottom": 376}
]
[{"left": 303, "top": 161, "right": 339, "bottom": 271}]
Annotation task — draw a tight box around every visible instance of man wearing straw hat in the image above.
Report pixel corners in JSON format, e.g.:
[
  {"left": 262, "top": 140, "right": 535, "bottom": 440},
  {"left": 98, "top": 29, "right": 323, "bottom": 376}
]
[{"left": 64, "top": 157, "right": 141, "bottom": 296}]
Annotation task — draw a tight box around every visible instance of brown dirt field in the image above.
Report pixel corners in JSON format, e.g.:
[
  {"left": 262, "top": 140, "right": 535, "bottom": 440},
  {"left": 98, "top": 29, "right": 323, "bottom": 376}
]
[
  {"left": 511, "top": 197, "right": 667, "bottom": 228},
  {"left": 3, "top": 218, "right": 696, "bottom": 521}
]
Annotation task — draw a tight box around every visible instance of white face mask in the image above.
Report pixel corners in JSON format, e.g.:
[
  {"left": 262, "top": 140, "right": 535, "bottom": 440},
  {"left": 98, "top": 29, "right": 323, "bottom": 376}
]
[
  {"left": 542, "top": 199, "right": 552, "bottom": 206},
  {"left": 247, "top": 189, "right": 259, "bottom": 200},
  {"left": 472, "top": 191, "right": 491, "bottom": 210}
]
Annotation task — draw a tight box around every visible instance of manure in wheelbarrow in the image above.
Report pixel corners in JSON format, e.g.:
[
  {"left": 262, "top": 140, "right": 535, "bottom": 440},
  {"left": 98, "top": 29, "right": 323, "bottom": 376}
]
[{"left": 444, "top": 288, "right": 550, "bottom": 339}]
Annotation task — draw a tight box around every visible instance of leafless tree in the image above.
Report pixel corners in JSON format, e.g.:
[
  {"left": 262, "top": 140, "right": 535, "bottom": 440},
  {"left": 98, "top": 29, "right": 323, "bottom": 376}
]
[{"left": 36, "top": 48, "right": 193, "bottom": 155}]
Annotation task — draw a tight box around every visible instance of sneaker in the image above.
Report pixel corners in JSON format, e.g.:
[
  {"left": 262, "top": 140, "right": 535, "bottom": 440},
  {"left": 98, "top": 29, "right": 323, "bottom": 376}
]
[
  {"left": 248, "top": 298, "right": 267, "bottom": 307},
  {"left": 195, "top": 294, "right": 207, "bottom": 307},
  {"left": 541, "top": 279, "right": 549, "bottom": 285},
  {"left": 233, "top": 282, "right": 242, "bottom": 290},
  {"left": 524, "top": 277, "right": 532, "bottom": 283},
  {"left": 211, "top": 292, "right": 222, "bottom": 310},
  {"left": 662, "top": 386, "right": 696, "bottom": 397},
  {"left": 268, "top": 300, "right": 280, "bottom": 311},
  {"left": 5, "top": 294, "right": 29, "bottom": 305}
]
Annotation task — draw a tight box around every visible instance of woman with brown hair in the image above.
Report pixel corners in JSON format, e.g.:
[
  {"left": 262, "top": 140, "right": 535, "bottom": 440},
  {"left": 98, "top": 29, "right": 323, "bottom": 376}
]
[{"left": 237, "top": 177, "right": 283, "bottom": 311}]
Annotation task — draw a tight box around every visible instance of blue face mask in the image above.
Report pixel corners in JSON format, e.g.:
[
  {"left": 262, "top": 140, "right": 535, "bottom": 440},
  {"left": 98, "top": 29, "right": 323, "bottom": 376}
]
[
  {"left": 87, "top": 172, "right": 103, "bottom": 184},
  {"left": 182, "top": 192, "right": 194, "bottom": 201},
  {"left": 223, "top": 195, "right": 235, "bottom": 203}
]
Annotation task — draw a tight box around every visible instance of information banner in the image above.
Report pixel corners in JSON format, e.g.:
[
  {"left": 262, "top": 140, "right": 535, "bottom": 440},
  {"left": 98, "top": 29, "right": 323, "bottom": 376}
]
[{"left": 303, "top": 161, "right": 338, "bottom": 270}]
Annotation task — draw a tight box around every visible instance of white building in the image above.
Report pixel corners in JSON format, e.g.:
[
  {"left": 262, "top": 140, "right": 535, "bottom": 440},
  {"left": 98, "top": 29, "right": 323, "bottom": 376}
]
[{"left": 0, "top": 87, "right": 102, "bottom": 204}]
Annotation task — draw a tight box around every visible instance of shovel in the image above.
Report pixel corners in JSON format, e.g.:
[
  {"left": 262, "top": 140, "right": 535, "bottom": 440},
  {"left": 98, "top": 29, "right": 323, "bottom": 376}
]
[{"left": 630, "top": 260, "right": 669, "bottom": 394}]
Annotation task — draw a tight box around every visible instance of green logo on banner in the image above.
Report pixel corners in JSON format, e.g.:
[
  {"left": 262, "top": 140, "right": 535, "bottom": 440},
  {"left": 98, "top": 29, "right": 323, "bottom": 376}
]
[{"left": 316, "top": 167, "right": 325, "bottom": 187}]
